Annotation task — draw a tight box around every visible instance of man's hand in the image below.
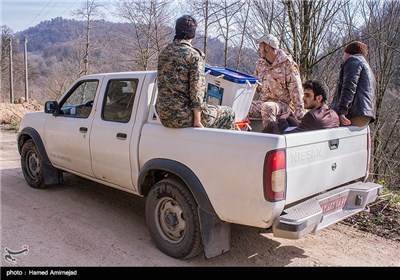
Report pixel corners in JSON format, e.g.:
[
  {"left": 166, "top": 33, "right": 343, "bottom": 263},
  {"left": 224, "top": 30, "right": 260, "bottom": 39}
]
[
  {"left": 193, "top": 109, "right": 204, "bottom": 128},
  {"left": 194, "top": 121, "right": 204, "bottom": 128},
  {"left": 339, "top": 114, "right": 351, "bottom": 126},
  {"left": 280, "top": 111, "right": 291, "bottom": 120}
]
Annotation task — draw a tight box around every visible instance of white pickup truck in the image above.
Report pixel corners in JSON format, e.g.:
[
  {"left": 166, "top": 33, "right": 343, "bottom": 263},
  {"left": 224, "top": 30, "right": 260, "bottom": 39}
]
[{"left": 17, "top": 71, "right": 382, "bottom": 259}]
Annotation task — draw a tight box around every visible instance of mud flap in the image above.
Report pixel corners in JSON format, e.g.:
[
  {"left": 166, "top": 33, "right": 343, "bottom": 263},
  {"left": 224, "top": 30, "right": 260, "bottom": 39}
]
[
  {"left": 199, "top": 208, "right": 231, "bottom": 258},
  {"left": 43, "top": 162, "right": 63, "bottom": 186}
]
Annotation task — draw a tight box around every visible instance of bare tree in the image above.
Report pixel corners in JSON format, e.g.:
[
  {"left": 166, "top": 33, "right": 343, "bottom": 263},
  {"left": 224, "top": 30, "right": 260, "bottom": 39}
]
[
  {"left": 360, "top": 0, "right": 400, "bottom": 188},
  {"left": 212, "top": 0, "right": 243, "bottom": 67},
  {"left": 73, "top": 0, "right": 105, "bottom": 76},
  {"left": 282, "top": 0, "right": 348, "bottom": 79},
  {"left": 184, "top": 0, "right": 217, "bottom": 58},
  {"left": 319, "top": 0, "right": 400, "bottom": 188},
  {"left": 0, "top": 27, "right": 28, "bottom": 103},
  {"left": 248, "top": 0, "right": 285, "bottom": 50},
  {"left": 1, "top": 26, "right": 14, "bottom": 103},
  {"left": 116, "top": 0, "right": 173, "bottom": 71},
  {"left": 314, "top": 1, "right": 365, "bottom": 100},
  {"left": 250, "top": 0, "right": 349, "bottom": 79},
  {"left": 233, "top": 0, "right": 252, "bottom": 70},
  {"left": 29, "top": 56, "right": 76, "bottom": 102}
]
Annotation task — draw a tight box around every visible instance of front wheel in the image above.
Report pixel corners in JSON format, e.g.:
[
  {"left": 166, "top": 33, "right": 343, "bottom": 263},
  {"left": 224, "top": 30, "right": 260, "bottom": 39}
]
[
  {"left": 145, "top": 178, "right": 203, "bottom": 259},
  {"left": 21, "top": 139, "right": 46, "bottom": 189}
]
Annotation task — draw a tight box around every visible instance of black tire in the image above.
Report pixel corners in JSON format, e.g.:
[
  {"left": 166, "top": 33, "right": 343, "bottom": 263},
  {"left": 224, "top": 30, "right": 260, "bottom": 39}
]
[
  {"left": 21, "top": 139, "right": 46, "bottom": 189},
  {"left": 145, "top": 178, "right": 203, "bottom": 259}
]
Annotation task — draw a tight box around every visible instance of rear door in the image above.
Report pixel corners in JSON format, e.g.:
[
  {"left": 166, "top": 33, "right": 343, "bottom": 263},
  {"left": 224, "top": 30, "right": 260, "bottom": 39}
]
[
  {"left": 284, "top": 126, "right": 369, "bottom": 204},
  {"left": 89, "top": 74, "right": 145, "bottom": 190}
]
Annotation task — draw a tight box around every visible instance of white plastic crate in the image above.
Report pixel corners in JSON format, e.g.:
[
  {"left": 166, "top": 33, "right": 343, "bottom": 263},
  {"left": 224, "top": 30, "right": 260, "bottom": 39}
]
[{"left": 205, "top": 66, "right": 258, "bottom": 122}]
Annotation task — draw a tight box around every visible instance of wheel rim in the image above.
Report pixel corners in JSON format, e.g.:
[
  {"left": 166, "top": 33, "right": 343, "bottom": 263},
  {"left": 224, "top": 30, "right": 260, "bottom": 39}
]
[
  {"left": 154, "top": 197, "right": 186, "bottom": 243},
  {"left": 25, "top": 150, "right": 41, "bottom": 179}
]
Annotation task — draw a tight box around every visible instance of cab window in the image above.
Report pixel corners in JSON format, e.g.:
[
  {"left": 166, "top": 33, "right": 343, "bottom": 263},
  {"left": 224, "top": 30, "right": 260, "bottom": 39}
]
[
  {"left": 102, "top": 79, "right": 138, "bottom": 123},
  {"left": 59, "top": 80, "right": 99, "bottom": 118}
]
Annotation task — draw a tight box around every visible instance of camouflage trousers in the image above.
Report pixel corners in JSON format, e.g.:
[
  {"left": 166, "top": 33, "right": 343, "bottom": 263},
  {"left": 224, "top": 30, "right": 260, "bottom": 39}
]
[
  {"left": 157, "top": 103, "right": 235, "bottom": 129},
  {"left": 248, "top": 100, "right": 292, "bottom": 129},
  {"left": 202, "top": 104, "right": 235, "bottom": 130}
]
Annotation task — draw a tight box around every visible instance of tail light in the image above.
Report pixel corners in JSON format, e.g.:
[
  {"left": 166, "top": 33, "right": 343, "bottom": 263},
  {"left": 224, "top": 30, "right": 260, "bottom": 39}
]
[{"left": 264, "top": 150, "right": 286, "bottom": 201}]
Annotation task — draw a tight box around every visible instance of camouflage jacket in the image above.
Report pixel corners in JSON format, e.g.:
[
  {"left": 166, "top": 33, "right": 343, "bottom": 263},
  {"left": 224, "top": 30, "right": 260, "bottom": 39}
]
[
  {"left": 254, "top": 49, "right": 305, "bottom": 120},
  {"left": 156, "top": 39, "right": 206, "bottom": 128}
]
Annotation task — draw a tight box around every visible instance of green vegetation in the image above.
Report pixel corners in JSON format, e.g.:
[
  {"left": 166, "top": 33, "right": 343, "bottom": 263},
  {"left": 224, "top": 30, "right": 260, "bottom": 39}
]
[{"left": 343, "top": 187, "right": 400, "bottom": 242}]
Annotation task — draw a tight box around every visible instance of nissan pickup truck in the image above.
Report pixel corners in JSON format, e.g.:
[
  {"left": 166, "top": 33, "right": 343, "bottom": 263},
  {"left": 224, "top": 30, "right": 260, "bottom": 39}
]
[{"left": 17, "top": 71, "right": 382, "bottom": 259}]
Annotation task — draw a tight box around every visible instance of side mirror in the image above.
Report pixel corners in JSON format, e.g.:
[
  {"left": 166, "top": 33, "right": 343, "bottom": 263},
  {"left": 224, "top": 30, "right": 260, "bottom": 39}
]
[{"left": 44, "top": 101, "right": 58, "bottom": 114}]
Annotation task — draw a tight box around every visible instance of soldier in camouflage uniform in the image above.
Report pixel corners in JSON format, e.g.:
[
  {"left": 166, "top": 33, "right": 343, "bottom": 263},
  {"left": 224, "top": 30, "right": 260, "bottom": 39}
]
[
  {"left": 156, "top": 15, "right": 235, "bottom": 130},
  {"left": 248, "top": 34, "right": 306, "bottom": 129}
]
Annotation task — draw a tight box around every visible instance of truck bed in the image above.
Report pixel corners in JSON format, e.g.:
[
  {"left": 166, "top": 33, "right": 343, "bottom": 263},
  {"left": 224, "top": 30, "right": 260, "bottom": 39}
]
[{"left": 139, "top": 121, "right": 372, "bottom": 230}]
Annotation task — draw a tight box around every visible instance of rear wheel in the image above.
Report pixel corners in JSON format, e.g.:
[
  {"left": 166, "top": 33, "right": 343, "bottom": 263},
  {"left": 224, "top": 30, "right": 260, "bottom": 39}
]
[
  {"left": 145, "top": 178, "right": 203, "bottom": 259},
  {"left": 21, "top": 139, "right": 46, "bottom": 189}
]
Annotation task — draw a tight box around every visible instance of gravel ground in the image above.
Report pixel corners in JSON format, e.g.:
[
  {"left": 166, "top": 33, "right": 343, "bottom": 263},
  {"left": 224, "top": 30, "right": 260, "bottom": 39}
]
[{"left": 1, "top": 129, "right": 399, "bottom": 267}]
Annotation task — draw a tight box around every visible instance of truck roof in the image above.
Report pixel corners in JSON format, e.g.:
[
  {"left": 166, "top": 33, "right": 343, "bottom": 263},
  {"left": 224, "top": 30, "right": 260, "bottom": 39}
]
[{"left": 82, "top": 71, "right": 157, "bottom": 79}]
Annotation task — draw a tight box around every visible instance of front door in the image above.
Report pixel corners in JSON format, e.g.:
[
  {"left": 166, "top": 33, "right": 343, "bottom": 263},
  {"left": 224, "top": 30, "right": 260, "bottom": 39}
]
[{"left": 43, "top": 79, "right": 101, "bottom": 177}]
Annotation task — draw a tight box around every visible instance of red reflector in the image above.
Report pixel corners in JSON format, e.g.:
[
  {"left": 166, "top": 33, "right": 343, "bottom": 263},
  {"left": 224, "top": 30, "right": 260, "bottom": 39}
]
[{"left": 270, "top": 150, "right": 285, "bottom": 170}]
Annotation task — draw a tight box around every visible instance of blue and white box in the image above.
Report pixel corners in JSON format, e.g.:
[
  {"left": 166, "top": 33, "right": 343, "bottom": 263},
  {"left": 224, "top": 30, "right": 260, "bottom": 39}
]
[{"left": 205, "top": 66, "right": 258, "bottom": 122}]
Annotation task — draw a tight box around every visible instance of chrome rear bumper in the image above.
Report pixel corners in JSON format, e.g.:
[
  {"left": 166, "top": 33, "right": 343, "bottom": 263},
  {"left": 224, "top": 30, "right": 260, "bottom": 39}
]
[{"left": 272, "top": 181, "right": 382, "bottom": 239}]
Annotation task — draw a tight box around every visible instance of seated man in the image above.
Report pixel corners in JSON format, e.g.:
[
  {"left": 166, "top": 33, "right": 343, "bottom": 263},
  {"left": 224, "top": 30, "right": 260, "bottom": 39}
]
[
  {"left": 156, "top": 15, "right": 235, "bottom": 130},
  {"left": 248, "top": 34, "right": 306, "bottom": 131},
  {"left": 264, "top": 80, "right": 339, "bottom": 134}
]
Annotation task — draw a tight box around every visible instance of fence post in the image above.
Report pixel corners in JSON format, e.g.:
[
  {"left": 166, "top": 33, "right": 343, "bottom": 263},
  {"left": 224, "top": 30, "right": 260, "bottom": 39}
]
[
  {"left": 24, "top": 36, "right": 29, "bottom": 101},
  {"left": 9, "top": 38, "right": 14, "bottom": 103}
]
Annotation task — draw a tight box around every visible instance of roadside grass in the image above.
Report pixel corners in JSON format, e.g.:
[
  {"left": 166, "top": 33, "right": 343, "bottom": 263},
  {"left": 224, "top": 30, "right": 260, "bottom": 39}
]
[
  {"left": 342, "top": 187, "right": 400, "bottom": 242},
  {"left": 1, "top": 120, "right": 20, "bottom": 132}
]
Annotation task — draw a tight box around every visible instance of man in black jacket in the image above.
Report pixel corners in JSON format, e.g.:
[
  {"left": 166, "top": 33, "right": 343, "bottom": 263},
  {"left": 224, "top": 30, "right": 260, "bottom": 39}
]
[
  {"left": 331, "top": 41, "right": 376, "bottom": 127},
  {"left": 264, "top": 80, "right": 339, "bottom": 134}
]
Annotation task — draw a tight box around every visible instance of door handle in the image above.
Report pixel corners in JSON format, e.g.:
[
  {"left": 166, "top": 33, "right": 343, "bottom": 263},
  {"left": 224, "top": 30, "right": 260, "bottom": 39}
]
[
  {"left": 79, "top": 127, "right": 88, "bottom": 133},
  {"left": 329, "top": 139, "right": 339, "bottom": 150},
  {"left": 116, "top": 133, "right": 127, "bottom": 140}
]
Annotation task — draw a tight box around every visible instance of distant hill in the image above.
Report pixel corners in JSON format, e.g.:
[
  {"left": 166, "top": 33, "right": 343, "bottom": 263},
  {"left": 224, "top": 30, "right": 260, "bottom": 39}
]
[
  {"left": 17, "top": 17, "right": 85, "bottom": 52},
  {"left": 14, "top": 17, "right": 256, "bottom": 73},
  {"left": 15, "top": 17, "right": 137, "bottom": 67},
  {"left": 3, "top": 17, "right": 257, "bottom": 102}
]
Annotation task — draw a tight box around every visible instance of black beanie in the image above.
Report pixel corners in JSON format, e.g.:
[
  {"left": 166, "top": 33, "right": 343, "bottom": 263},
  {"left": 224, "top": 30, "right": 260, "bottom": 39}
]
[{"left": 174, "top": 15, "right": 197, "bottom": 40}]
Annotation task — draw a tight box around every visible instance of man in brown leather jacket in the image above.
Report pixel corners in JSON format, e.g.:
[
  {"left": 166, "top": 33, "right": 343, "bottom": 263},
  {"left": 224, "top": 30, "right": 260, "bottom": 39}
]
[{"left": 265, "top": 80, "right": 339, "bottom": 134}]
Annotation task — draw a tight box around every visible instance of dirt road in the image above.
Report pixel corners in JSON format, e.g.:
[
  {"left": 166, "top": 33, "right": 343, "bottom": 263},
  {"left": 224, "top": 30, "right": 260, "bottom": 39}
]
[{"left": 1, "top": 129, "right": 399, "bottom": 267}]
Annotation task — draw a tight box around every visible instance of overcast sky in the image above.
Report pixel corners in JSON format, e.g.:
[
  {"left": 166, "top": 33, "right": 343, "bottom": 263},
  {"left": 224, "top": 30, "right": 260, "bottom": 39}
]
[
  {"left": 1, "top": 0, "right": 188, "bottom": 33},
  {"left": 1, "top": 0, "right": 125, "bottom": 32}
]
